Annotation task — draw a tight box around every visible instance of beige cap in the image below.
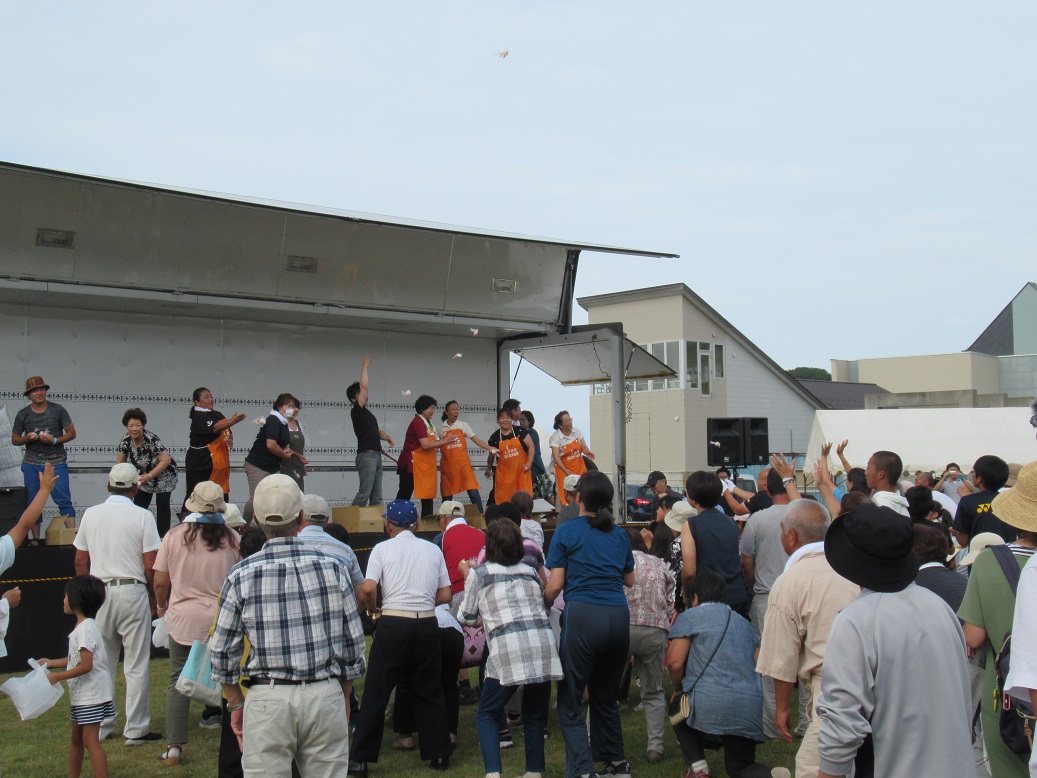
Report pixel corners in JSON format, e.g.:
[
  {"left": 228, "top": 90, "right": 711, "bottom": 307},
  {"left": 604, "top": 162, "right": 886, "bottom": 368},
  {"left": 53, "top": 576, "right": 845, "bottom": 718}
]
[
  {"left": 185, "top": 481, "right": 227, "bottom": 514},
  {"left": 254, "top": 474, "right": 303, "bottom": 526},
  {"left": 109, "top": 463, "right": 139, "bottom": 489},
  {"left": 664, "top": 501, "right": 696, "bottom": 533},
  {"left": 959, "top": 531, "right": 1006, "bottom": 567},
  {"left": 223, "top": 503, "right": 246, "bottom": 528},
  {"left": 438, "top": 500, "right": 465, "bottom": 517},
  {"left": 302, "top": 494, "right": 331, "bottom": 522}
]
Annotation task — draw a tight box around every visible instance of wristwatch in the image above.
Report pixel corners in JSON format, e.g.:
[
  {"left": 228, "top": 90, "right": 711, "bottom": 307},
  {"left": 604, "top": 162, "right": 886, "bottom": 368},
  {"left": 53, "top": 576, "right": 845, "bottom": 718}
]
[
  {"left": 782, "top": 477, "right": 795, "bottom": 486},
  {"left": 228, "top": 701, "right": 245, "bottom": 712}
]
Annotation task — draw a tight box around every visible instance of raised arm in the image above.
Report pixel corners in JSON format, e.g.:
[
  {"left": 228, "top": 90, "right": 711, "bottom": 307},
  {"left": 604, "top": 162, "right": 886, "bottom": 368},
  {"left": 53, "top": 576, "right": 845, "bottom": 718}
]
[
  {"left": 356, "top": 356, "right": 373, "bottom": 408},
  {"left": 835, "top": 439, "right": 853, "bottom": 476}
]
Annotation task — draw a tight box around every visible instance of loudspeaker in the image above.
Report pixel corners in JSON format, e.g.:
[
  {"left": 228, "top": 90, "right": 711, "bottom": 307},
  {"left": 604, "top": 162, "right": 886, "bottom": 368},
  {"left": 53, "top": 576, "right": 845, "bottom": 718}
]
[
  {"left": 706, "top": 418, "right": 744, "bottom": 466},
  {"left": 742, "top": 417, "right": 769, "bottom": 466},
  {"left": 0, "top": 486, "right": 27, "bottom": 536}
]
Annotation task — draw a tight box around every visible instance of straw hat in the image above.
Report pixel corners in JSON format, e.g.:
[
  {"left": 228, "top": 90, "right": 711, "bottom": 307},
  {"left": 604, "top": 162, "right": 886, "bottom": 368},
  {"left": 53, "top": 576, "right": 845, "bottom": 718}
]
[{"left": 991, "top": 461, "right": 1037, "bottom": 533}]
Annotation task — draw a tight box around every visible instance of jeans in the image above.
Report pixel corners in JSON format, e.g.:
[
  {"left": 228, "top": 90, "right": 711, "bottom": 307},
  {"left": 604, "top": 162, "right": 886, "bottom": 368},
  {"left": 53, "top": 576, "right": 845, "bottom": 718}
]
[
  {"left": 22, "top": 461, "right": 75, "bottom": 519},
  {"left": 443, "top": 489, "right": 484, "bottom": 514},
  {"left": 166, "top": 639, "right": 193, "bottom": 745},
  {"left": 135, "top": 490, "right": 172, "bottom": 537},
  {"left": 352, "top": 451, "right": 383, "bottom": 506},
  {"left": 477, "top": 678, "right": 551, "bottom": 775}
]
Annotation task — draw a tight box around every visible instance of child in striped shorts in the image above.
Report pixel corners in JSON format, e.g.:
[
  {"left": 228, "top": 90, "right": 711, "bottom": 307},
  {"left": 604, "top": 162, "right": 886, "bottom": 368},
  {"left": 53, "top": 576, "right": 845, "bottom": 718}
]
[{"left": 39, "top": 575, "right": 115, "bottom": 778}]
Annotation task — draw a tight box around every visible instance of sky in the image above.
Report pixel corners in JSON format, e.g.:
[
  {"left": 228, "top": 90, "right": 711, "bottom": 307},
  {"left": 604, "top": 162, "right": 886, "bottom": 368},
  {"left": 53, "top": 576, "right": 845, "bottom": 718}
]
[{"left": 2, "top": 2, "right": 1034, "bottom": 439}]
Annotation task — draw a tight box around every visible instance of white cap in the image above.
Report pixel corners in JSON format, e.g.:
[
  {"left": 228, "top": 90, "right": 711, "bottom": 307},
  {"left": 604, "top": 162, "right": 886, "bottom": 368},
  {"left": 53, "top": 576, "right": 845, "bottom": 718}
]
[
  {"left": 223, "top": 503, "right": 245, "bottom": 528},
  {"left": 438, "top": 500, "right": 465, "bottom": 517},
  {"left": 254, "top": 474, "right": 303, "bottom": 526},
  {"left": 563, "top": 474, "right": 580, "bottom": 492},
  {"left": 109, "top": 462, "right": 139, "bottom": 489},
  {"left": 302, "top": 494, "right": 331, "bottom": 522}
]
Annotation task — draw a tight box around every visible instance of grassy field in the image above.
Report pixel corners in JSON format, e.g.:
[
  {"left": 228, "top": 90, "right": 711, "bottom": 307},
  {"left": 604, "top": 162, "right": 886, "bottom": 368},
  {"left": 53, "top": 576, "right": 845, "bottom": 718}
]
[{"left": 0, "top": 655, "right": 798, "bottom": 777}]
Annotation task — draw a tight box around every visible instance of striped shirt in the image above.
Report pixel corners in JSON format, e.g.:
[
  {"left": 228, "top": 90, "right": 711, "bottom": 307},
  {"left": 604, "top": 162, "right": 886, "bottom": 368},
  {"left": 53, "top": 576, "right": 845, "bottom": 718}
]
[
  {"left": 459, "top": 562, "right": 563, "bottom": 686},
  {"left": 210, "top": 537, "right": 366, "bottom": 684},
  {"left": 297, "top": 525, "right": 365, "bottom": 586},
  {"left": 366, "top": 530, "right": 450, "bottom": 612}
]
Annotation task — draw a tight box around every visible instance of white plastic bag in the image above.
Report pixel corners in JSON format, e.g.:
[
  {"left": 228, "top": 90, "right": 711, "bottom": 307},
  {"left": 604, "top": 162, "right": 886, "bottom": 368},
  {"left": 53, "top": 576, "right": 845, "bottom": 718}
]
[
  {"left": 152, "top": 617, "right": 169, "bottom": 649},
  {"left": 0, "top": 659, "right": 63, "bottom": 720}
]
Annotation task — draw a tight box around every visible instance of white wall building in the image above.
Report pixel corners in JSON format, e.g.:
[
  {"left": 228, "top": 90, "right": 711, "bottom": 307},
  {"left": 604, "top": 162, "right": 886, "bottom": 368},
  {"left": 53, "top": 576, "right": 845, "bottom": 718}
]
[{"left": 580, "top": 284, "right": 822, "bottom": 487}]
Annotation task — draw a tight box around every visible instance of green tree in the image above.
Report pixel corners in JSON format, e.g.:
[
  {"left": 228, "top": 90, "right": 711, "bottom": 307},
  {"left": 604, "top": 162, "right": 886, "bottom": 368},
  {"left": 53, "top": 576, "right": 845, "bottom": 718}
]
[{"left": 786, "top": 366, "right": 832, "bottom": 381}]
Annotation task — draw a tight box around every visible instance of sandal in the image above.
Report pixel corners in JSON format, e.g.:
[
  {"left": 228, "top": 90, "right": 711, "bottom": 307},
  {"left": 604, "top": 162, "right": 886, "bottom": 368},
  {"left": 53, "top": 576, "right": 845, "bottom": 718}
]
[{"left": 160, "top": 745, "right": 182, "bottom": 765}]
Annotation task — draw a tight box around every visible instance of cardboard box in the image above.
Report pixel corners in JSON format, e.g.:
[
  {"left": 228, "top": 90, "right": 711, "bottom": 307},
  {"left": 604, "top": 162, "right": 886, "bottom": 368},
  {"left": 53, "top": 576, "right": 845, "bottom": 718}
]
[
  {"left": 417, "top": 516, "right": 441, "bottom": 533},
  {"left": 332, "top": 506, "right": 360, "bottom": 533},
  {"left": 332, "top": 506, "right": 384, "bottom": 534},
  {"left": 463, "top": 503, "right": 486, "bottom": 529},
  {"left": 45, "top": 519, "right": 78, "bottom": 546}
]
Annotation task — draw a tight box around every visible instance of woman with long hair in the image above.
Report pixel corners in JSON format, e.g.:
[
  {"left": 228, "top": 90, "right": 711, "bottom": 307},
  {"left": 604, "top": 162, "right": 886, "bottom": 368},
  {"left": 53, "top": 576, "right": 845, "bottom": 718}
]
[
  {"left": 545, "top": 471, "right": 634, "bottom": 778},
  {"left": 154, "top": 481, "right": 241, "bottom": 766}
]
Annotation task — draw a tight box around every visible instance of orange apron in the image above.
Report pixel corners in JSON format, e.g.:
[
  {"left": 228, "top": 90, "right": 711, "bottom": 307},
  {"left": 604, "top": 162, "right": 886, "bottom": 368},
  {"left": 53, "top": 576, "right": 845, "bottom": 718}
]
[
  {"left": 440, "top": 428, "right": 479, "bottom": 496},
  {"left": 412, "top": 423, "right": 440, "bottom": 501},
  {"left": 494, "top": 435, "right": 532, "bottom": 504},
  {"left": 554, "top": 438, "right": 587, "bottom": 506},
  {"left": 208, "top": 431, "right": 232, "bottom": 494}
]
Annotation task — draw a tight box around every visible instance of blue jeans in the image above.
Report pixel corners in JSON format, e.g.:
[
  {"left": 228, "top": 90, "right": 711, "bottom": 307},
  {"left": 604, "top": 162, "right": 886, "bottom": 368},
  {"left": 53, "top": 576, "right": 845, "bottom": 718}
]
[
  {"left": 22, "top": 461, "right": 75, "bottom": 519},
  {"left": 352, "top": 452, "right": 383, "bottom": 506},
  {"left": 477, "top": 678, "right": 551, "bottom": 775}
]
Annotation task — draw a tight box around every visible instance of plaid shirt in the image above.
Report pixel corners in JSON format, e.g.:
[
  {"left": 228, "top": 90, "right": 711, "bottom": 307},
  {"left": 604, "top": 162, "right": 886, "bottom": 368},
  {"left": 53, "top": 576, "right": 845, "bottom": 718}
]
[
  {"left": 210, "top": 537, "right": 366, "bottom": 684},
  {"left": 459, "top": 562, "right": 563, "bottom": 686}
]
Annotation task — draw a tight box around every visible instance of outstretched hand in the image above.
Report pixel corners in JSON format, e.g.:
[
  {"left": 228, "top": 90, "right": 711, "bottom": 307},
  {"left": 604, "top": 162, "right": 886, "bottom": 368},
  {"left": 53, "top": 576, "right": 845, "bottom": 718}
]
[
  {"left": 770, "top": 453, "right": 796, "bottom": 480},
  {"left": 821, "top": 441, "right": 832, "bottom": 458},
  {"left": 836, "top": 439, "right": 849, "bottom": 456},
  {"left": 38, "top": 463, "right": 58, "bottom": 493}
]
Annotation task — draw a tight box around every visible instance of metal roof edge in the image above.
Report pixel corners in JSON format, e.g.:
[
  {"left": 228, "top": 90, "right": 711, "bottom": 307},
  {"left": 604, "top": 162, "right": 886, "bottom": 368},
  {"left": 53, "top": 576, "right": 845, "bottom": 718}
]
[
  {"left": 0, "top": 159, "right": 678, "bottom": 259},
  {"left": 580, "top": 282, "right": 825, "bottom": 410}
]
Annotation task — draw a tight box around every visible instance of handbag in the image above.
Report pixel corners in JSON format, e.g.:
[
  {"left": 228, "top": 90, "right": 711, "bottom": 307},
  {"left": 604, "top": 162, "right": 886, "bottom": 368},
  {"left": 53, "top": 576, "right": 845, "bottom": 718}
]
[
  {"left": 460, "top": 624, "right": 486, "bottom": 669},
  {"left": 175, "top": 639, "right": 223, "bottom": 708},
  {"left": 669, "top": 610, "right": 733, "bottom": 725}
]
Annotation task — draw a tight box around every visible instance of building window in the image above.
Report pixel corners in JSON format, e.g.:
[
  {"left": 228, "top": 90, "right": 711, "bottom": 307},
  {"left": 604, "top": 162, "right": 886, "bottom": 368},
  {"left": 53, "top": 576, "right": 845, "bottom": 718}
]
[
  {"left": 715, "top": 344, "right": 725, "bottom": 379},
  {"left": 650, "top": 341, "right": 681, "bottom": 390},
  {"left": 699, "top": 342, "right": 712, "bottom": 397},
  {"left": 591, "top": 383, "right": 612, "bottom": 395},
  {"left": 686, "top": 341, "right": 699, "bottom": 389}
]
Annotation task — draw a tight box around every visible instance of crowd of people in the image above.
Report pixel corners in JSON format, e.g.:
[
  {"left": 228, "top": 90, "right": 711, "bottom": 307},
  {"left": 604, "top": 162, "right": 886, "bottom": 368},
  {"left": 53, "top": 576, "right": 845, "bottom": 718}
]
[{"left": 2, "top": 373, "right": 1037, "bottom": 778}]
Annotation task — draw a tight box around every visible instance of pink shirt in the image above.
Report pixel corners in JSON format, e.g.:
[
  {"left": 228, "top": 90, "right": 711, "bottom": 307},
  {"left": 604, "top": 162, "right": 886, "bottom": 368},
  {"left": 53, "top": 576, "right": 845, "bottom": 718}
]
[{"left": 154, "top": 524, "right": 240, "bottom": 645}]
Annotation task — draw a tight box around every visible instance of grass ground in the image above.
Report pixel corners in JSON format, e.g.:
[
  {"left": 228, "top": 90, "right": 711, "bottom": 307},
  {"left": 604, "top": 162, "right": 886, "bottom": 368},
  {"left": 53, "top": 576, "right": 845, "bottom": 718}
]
[{"left": 0, "top": 654, "right": 798, "bottom": 777}]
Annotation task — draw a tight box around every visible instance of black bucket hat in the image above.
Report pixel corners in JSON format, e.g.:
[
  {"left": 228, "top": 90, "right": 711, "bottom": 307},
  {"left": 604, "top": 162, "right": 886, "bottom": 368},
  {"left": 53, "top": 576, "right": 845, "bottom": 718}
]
[{"left": 825, "top": 502, "right": 918, "bottom": 593}]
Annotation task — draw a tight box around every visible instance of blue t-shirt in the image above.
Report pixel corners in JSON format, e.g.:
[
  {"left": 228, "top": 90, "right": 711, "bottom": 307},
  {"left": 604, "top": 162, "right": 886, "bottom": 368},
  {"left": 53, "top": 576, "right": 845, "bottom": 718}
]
[{"left": 545, "top": 516, "right": 634, "bottom": 606}]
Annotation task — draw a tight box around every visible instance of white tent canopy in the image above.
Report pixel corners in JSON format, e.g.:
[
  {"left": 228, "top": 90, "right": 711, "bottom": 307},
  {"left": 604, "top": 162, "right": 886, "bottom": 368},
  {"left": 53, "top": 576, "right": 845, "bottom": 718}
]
[{"left": 806, "top": 408, "right": 1036, "bottom": 475}]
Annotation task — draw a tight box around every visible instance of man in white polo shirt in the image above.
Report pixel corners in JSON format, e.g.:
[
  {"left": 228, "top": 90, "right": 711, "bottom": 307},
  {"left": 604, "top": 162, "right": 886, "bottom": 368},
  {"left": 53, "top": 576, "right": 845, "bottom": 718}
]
[
  {"left": 73, "top": 462, "right": 162, "bottom": 744},
  {"left": 297, "top": 493, "right": 365, "bottom": 599},
  {"left": 349, "top": 499, "right": 452, "bottom": 776}
]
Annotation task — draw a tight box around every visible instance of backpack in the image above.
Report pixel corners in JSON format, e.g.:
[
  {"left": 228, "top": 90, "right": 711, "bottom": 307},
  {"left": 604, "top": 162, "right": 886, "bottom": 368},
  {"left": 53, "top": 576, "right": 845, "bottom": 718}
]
[{"left": 989, "top": 544, "right": 1036, "bottom": 756}]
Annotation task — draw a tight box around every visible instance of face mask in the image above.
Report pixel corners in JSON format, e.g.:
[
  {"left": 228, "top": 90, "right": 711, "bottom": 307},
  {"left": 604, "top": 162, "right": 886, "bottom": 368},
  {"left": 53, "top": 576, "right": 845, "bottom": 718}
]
[{"left": 283, "top": 407, "right": 296, "bottom": 419}]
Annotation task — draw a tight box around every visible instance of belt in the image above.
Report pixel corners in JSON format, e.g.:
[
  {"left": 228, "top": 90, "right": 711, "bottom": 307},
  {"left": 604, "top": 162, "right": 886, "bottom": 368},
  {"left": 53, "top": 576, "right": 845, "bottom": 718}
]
[
  {"left": 380, "top": 609, "right": 435, "bottom": 619},
  {"left": 244, "top": 676, "right": 337, "bottom": 688},
  {"left": 105, "top": 578, "right": 143, "bottom": 587},
  {"left": 358, "top": 449, "right": 382, "bottom": 454}
]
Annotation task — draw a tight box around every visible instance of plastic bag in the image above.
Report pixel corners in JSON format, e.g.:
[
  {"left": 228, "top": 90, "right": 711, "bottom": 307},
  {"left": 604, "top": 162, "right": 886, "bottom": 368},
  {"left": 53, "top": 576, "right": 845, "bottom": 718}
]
[
  {"left": 174, "top": 639, "right": 222, "bottom": 707},
  {"left": 0, "top": 659, "right": 64, "bottom": 720},
  {"left": 152, "top": 617, "right": 168, "bottom": 649}
]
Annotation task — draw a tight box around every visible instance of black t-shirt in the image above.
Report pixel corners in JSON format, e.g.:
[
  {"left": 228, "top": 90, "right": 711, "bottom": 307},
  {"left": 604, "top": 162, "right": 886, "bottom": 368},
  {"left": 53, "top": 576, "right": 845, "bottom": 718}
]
[
  {"left": 351, "top": 403, "right": 381, "bottom": 452},
  {"left": 745, "top": 491, "right": 773, "bottom": 514},
  {"left": 245, "top": 415, "right": 290, "bottom": 473},
  {"left": 488, "top": 427, "right": 528, "bottom": 449},
  {"left": 953, "top": 490, "right": 1017, "bottom": 543}
]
